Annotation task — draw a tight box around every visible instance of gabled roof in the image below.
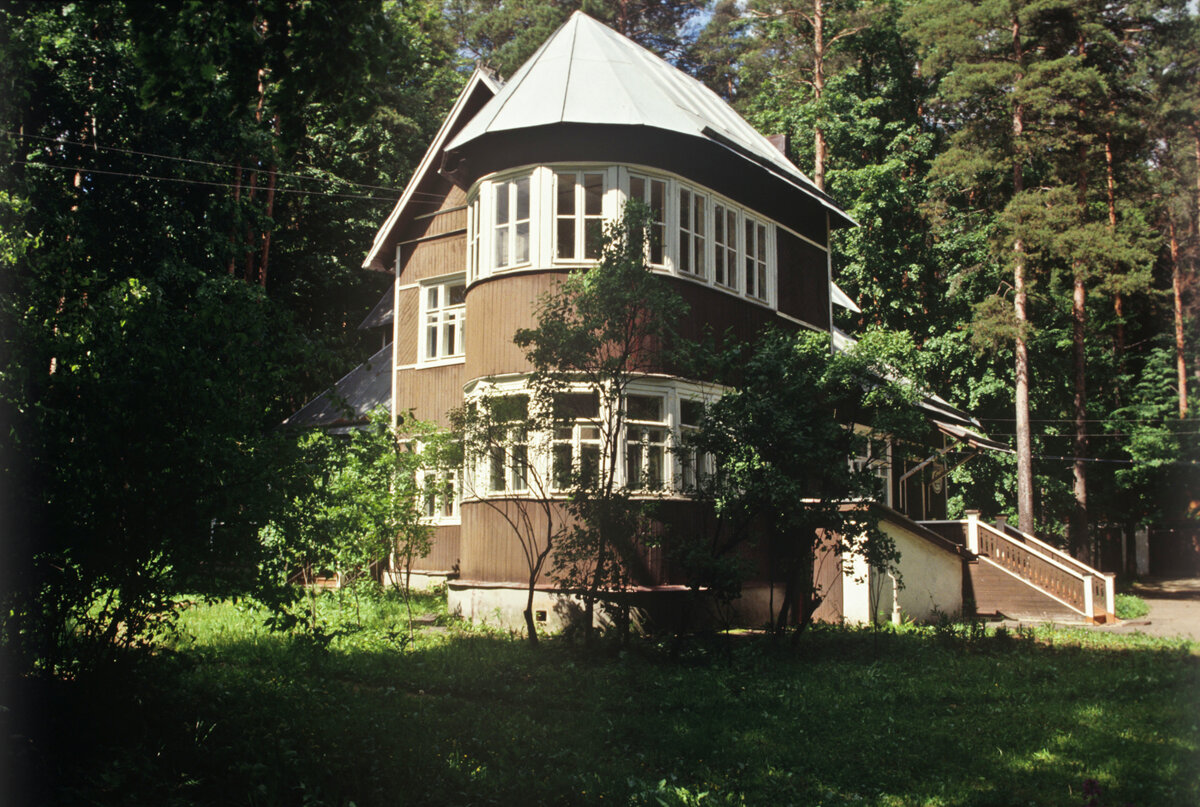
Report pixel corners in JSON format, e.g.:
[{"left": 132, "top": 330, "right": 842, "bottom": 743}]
[
  {"left": 445, "top": 11, "right": 852, "bottom": 227},
  {"left": 283, "top": 344, "right": 392, "bottom": 429},
  {"left": 362, "top": 67, "right": 503, "bottom": 271}
]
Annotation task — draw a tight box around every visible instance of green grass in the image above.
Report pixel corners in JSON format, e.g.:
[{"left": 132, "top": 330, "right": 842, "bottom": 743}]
[{"left": 8, "top": 591, "right": 1198, "bottom": 807}]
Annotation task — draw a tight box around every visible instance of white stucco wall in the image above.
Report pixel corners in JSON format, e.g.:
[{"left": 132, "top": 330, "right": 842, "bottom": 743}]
[
  {"left": 882, "top": 520, "right": 963, "bottom": 622},
  {"left": 448, "top": 584, "right": 599, "bottom": 633}
]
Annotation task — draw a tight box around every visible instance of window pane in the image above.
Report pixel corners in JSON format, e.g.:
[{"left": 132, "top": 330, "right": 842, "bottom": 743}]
[
  {"left": 516, "top": 177, "right": 529, "bottom": 220},
  {"left": 554, "top": 391, "right": 600, "bottom": 420},
  {"left": 553, "top": 444, "right": 573, "bottom": 488},
  {"left": 627, "top": 442, "right": 643, "bottom": 489},
  {"left": 511, "top": 445, "right": 528, "bottom": 491},
  {"left": 449, "top": 284, "right": 466, "bottom": 305},
  {"left": 516, "top": 221, "right": 529, "bottom": 263},
  {"left": 584, "top": 219, "right": 602, "bottom": 260},
  {"left": 490, "top": 446, "right": 506, "bottom": 491},
  {"left": 647, "top": 445, "right": 664, "bottom": 490},
  {"left": 630, "top": 176, "right": 644, "bottom": 201},
  {"left": 694, "top": 196, "right": 705, "bottom": 235},
  {"left": 557, "top": 173, "right": 575, "bottom": 215},
  {"left": 627, "top": 394, "right": 662, "bottom": 421},
  {"left": 680, "top": 229, "right": 690, "bottom": 271},
  {"left": 496, "top": 182, "right": 509, "bottom": 223},
  {"left": 426, "top": 323, "right": 438, "bottom": 358},
  {"left": 584, "top": 173, "right": 603, "bottom": 215},
  {"left": 680, "top": 399, "right": 703, "bottom": 426},
  {"left": 427, "top": 286, "right": 439, "bottom": 310},
  {"left": 558, "top": 219, "right": 576, "bottom": 260},
  {"left": 680, "top": 189, "right": 690, "bottom": 229},
  {"left": 443, "top": 321, "right": 455, "bottom": 355},
  {"left": 496, "top": 225, "right": 509, "bottom": 266},
  {"left": 581, "top": 445, "right": 600, "bottom": 487}
]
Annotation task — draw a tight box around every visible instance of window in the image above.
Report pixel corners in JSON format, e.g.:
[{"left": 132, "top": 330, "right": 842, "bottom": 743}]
[
  {"left": 712, "top": 203, "right": 737, "bottom": 289},
  {"left": 744, "top": 217, "right": 768, "bottom": 301},
  {"left": 494, "top": 176, "right": 530, "bottom": 269},
  {"left": 552, "top": 392, "right": 601, "bottom": 490},
  {"left": 484, "top": 395, "right": 530, "bottom": 494},
  {"left": 850, "top": 436, "right": 891, "bottom": 504},
  {"left": 678, "top": 187, "right": 706, "bottom": 279},
  {"left": 555, "top": 171, "right": 605, "bottom": 261},
  {"left": 422, "top": 279, "right": 466, "bottom": 362},
  {"left": 625, "top": 394, "right": 667, "bottom": 491},
  {"left": 628, "top": 174, "right": 666, "bottom": 266},
  {"left": 467, "top": 196, "right": 481, "bottom": 281},
  {"left": 422, "top": 469, "right": 460, "bottom": 522},
  {"left": 678, "top": 398, "right": 705, "bottom": 491}
]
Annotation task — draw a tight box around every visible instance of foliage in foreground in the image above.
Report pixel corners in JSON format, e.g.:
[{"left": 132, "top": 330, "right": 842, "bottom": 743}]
[{"left": 6, "top": 595, "right": 1197, "bottom": 807}]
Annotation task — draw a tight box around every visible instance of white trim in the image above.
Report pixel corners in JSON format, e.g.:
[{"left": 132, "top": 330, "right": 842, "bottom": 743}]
[
  {"left": 363, "top": 68, "right": 502, "bottom": 271},
  {"left": 775, "top": 310, "right": 824, "bottom": 332}
]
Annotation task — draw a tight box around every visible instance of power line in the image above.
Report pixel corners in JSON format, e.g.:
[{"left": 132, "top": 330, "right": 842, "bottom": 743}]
[
  {"left": 6, "top": 131, "right": 450, "bottom": 203},
  {"left": 981, "top": 416, "right": 1182, "bottom": 424},
  {"left": 14, "top": 160, "right": 401, "bottom": 202}
]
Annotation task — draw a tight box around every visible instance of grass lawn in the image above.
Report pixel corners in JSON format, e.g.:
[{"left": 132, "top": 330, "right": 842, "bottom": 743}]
[{"left": 7, "top": 589, "right": 1198, "bottom": 806}]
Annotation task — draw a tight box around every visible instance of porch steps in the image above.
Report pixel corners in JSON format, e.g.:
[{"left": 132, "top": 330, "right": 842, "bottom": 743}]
[{"left": 919, "top": 516, "right": 1116, "bottom": 624}]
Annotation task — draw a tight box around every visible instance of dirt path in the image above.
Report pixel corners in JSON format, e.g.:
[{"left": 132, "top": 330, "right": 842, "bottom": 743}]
[{"left": 1095, "top": 577, "right": 1200, "bottom": 642}]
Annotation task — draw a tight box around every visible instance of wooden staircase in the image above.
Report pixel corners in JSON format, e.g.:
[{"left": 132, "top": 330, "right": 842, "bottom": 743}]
[{"left": 920, "top": 513, "right": 1116, "bottom": 624}]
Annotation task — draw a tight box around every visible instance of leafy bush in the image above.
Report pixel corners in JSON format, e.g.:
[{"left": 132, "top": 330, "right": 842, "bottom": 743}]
[{"left": 1115, "top": 593, "right": 1150, "bottom": 620}]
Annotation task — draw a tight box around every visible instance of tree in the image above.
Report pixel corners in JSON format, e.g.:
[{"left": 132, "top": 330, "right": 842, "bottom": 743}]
[
  {"left": 686, "top": 327, "right": 927, "bottom": 635},
  {"left": 258, "top": 410, "right": 449, "bottom": 646},
  {"left": 512, "top": 203, "right": 688, "bottom": 637}
]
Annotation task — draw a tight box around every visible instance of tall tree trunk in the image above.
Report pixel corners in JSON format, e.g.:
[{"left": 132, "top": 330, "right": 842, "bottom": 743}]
[
  {"left": 228, "top": 162, "right": 243, "bottom": 276},
  {"left": 1171, "top": 219, "right": 1189, "bottom": 418},
  {"left": 1070, "top": 75, "right": 1089, "bottom": 559},
  {"left": 1011, "top": 16, "right": 1035, "bottom": 535},
  {"left": 812, "top": 0, "right": 827, "bottom": 191},
  {"left": 1105, "top": 120, "right": 1125, "bottom": 367}
]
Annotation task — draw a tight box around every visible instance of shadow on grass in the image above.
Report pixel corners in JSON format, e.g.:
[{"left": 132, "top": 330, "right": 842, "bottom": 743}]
[{"left": 6, "top": 622, "right": 1198, "bottom": 807}]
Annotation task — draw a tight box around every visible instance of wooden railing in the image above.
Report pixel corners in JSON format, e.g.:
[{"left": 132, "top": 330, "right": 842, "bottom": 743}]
[
  {"left": 997, "top": 522, "right": 1114, "bottom": 617},
  {"left": 975, "top": 523, "right": 1090, "bottom": 613}
]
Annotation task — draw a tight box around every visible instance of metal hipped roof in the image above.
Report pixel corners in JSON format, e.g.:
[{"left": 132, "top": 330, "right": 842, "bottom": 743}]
[
  {"left": 444, "top": 11, "right": 852, "bottom": 227},
  {"left": 283, "top": 344, "right": 392, "bottom": 429}
]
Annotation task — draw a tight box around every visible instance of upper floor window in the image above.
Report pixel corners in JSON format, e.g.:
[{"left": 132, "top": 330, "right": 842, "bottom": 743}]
[
  {"left": 555, "top": 171, "right": 606, "bottom": 261},
  {"left": 628, "top": 174, "right": 666, "bottom": 266},
  {"left": 421, "top": 277, "right": 465, "bottom": 363},
  {"left": 678, "top": 187, "right": 707, "bottom": 280},
  {"left": 744, "top": 217, "right": 768, "bottom": 301},
  {"left": 494, "top": 176, "right": 530, "bottom": 269},
  {"left": 712, "top": 202, "right": 737, "bottom": 290},
  {"left": 467, "top": 197, "right": 481, "bottom": 281}
]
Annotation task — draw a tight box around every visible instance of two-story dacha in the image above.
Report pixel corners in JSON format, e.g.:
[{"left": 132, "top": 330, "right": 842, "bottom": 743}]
[{"left": 288, "top": 12, "right": 1117, "bottom": 628}]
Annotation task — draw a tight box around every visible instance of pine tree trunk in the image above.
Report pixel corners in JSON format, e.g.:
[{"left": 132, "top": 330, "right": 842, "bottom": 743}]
[
  {"left": 1105, "top": 123, "right": 1124, "bottom": 364},
  {"left": 1171, "top": 220, "right": 1188, "bottom": 418},
  {"left": 1071, "top": 276, "right": 1088, "bottom": 556},
  {"left": 812, "top": 0, "right": 826, "bottom": 191},
  {"left": 1011, "top": 15, "right": 1034, "bottom": 535}
]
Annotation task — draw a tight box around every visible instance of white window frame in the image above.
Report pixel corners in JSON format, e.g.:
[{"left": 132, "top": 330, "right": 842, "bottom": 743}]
[
  {"left": 677, "top": 186, "right": 707, "bottom": 280},
  {"left": 550, "top": 391, "right": 603, "bottom": 492},
  {"left": 420, "top": 467, "right": 461, "bottom": 525},
  {"left": 418, "top": 275, "right": 466, "bottom": 366},
  {"left": 553, "top": 169, "right": 609, "bottom": 263},
  {"left": 624, "top": 393, "right": 669, "bottom": 492},
  {"left": 492, "top": 174, "right": 532, "bottom": 271},
  {"left": 627, "top": 172, "right": 668, "bottom": 268}
]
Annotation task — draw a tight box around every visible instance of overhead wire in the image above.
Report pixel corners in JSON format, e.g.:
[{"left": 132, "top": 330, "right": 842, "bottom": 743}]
[{"left": 6, "top": 131, "right": 450, "bottom": 202}]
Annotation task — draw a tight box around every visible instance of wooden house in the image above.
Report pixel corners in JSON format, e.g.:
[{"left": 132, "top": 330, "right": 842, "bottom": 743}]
[{"left": 295, "top": 12, "right": 1115, "bottom": 628}]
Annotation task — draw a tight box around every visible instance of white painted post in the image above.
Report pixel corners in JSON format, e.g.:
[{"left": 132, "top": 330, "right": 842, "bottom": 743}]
[
  {"left": 1083, "top": 575, "right": 1095, "bottom": 620},
  {"left": 1135, "top": 527, "right": 1150, "bottom": 577},
  {"left": 965, "top": 509, "right": 980, "bottom": 554},
  {"left": 1105, "top": 575, "right": 1115, "bottom": 618}
]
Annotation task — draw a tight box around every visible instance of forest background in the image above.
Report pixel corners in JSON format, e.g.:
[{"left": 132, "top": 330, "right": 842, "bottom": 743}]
[{"left": 0, "top": 0, "right": 1196, "bottom": 669}]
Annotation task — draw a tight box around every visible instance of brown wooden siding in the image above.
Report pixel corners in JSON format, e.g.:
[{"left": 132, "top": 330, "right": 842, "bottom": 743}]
[
  {"left": 776, "top": 230, "right": 830, "bottom": 329},
  {"left": 411, "top": 524, "right": 461, "bottom": 573},
  {"left": 399, "top": 232, "right": 466, "bottom": 284},
  {"left": 401, "top": 185, "right": 467, "bottom": 243},
  {"left": 395, "top": 286, "right": 418, "bottom": 366},
  {"left": 966, "top": 559, "right": 1082, "bottom": 621},
  {"left": 395, "top": 362, "right": 465, "bottom": 426},
  {"left": 465, "top": 271, "right": 565, "bottom": 380}
]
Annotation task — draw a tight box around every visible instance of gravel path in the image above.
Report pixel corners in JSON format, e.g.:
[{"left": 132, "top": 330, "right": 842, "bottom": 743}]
[{"left": 1095, "top": 577, "right": 1200, "bottom": 642}]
